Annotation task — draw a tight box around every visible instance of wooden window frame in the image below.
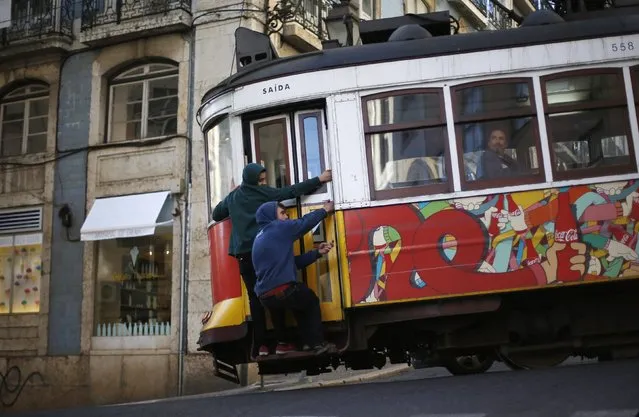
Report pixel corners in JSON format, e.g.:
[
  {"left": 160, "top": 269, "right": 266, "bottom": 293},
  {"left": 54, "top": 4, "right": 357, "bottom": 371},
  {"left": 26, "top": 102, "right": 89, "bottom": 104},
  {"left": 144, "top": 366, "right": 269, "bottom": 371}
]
[
  {"left": 252, "top": 117, "right": 293, "bottom": 188},
  {"left": 0, "top": 84, "right": 50, "bottom": 157},
  {"left": 541, "top": 68, "right": 637, "bottom": 181},
  {"left": 107, "top": 63, "right": 179, "bottom": 143},
  {"left": 451, "top": 78, "right": 545, "bottom": 191},
  {"left": 361, "top": 88, "right": 451, "bottom": 200}
]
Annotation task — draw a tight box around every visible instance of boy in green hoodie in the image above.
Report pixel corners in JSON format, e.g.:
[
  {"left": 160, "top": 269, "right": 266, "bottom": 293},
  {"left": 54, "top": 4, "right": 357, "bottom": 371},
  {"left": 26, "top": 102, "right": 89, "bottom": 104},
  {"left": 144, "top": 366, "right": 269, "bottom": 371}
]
[{"left": 212, "top": 163, "right": 332, "bottom": 358}]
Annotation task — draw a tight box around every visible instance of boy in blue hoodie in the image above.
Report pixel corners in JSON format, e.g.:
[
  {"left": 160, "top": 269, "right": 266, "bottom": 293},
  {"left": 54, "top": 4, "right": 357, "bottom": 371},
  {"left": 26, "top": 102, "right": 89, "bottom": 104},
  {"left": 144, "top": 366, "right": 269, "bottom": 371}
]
[
  {"left": 252, "top": 200, "right": 336, "bottom": 355},
  {"left": 212, "top": 163, "right": 332, "bottom": 358}
]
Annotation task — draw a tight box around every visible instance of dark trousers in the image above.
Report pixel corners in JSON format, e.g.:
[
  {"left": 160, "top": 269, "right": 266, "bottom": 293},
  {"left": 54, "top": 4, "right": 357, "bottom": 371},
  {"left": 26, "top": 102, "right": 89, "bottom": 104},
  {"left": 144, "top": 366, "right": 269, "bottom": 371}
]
[
  {"left": 259, "top": 282, "right": 324, "bottom": 348},
  {"left": 237, "top": 253, "right": 266, "bottom": 353}
]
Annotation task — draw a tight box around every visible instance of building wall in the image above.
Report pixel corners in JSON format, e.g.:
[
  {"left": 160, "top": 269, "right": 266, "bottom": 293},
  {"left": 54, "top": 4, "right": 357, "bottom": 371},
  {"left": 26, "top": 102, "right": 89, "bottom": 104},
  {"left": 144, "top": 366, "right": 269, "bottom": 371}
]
[{"left": 0, "top": 0, "right": 344, "bottom": 411}]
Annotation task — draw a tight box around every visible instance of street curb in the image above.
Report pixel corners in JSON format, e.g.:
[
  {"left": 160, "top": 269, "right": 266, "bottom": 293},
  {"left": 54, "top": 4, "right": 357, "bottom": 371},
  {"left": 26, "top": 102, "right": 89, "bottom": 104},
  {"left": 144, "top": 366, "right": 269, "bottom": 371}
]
[
  {"left": 102, "top": 364, "right": 412, "bottom": 407},
  {"left": 271, "top": 364, "right": 411, "bottom": 391}
]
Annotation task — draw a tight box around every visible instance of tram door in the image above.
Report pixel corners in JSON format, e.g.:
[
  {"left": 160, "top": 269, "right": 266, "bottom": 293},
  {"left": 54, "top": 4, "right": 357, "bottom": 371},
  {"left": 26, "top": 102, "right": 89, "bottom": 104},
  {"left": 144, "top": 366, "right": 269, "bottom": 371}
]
[{"left": 248, "top": 110, "right": 344, "bottom": 323}]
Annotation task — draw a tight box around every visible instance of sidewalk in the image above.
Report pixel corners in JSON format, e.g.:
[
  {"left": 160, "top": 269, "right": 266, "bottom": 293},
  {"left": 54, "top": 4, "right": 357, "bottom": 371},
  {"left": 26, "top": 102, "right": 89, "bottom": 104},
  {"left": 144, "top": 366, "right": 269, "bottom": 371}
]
[{"left": 106, "top": 361, "right": 412, "bottom": 407}]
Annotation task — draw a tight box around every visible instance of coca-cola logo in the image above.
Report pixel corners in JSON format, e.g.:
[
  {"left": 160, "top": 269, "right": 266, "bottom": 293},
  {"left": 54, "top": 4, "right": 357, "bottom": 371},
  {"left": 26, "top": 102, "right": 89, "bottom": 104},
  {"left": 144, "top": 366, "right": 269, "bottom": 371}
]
[
  {"left": 555, "top": 228, "right": 578, "bottom": 242},
  {"left": 619, "top": 233, "right": 631, "bottom": 245}
]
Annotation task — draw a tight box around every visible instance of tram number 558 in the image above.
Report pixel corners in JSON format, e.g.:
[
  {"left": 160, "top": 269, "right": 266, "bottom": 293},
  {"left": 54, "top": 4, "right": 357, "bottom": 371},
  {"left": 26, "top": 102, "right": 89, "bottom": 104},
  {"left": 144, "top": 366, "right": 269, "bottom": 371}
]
[{"left": 610, "top": 41, "right": 635, "bottom": 52}]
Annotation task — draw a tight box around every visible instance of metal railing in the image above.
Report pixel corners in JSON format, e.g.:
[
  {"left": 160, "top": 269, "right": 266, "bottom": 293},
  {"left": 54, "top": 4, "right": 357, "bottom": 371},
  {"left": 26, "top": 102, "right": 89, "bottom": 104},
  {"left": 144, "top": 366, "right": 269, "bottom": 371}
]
[
  {"left": 487, "top": 2, "right": 513, "bottom": 29},
  {"left": 267, "top": 0, "right": 339, "bottom": 40},
  {"left": 81, "top": 0, "right": 191, "bottom": 31},
  {"left": 0, "top": 0, "right": 74, "bottom": 47}
]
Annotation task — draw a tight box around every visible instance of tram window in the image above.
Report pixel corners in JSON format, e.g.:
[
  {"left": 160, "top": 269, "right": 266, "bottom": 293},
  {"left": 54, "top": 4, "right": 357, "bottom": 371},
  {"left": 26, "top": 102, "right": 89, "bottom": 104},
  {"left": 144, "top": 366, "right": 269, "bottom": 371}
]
[
  {"left": 362, "top": 90, "right": 450, "bottom": 199},
  {"left": 542, "top": 69, "right": 636, "bottom": 179},
  {"left": 298, "top": 112, "right": 327, "bottom": 194},
  {"left": 632, "top": 66, "right": 639, "bottom": 120},
  {"left": 452, "top": 79, "right": 544, "bottom": 189},
  {"left": 253, "top": 118, "right": 291, "bottom": 188},
  {"left": 205, "top": 117, "right": 235, "bottom": 218}
]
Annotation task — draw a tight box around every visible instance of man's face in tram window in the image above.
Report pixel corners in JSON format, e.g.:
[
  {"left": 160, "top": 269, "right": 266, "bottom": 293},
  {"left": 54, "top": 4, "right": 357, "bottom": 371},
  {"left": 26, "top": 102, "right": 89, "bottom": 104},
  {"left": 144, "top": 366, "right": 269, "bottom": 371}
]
[
  {"left": 258, "top": 171, "right": 267, "bottom": 185},
  {"left": 277, "top": 204, "right": 289, "bottom": 221},
  {"left": 487, "top": 129, "right": 508, "bottom": 155}
]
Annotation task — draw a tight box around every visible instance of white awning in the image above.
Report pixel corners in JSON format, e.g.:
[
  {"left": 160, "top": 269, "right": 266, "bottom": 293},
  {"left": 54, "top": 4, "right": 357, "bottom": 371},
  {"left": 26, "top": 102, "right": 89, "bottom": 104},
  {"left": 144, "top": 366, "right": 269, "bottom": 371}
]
[{"left": 80, "top": 191, "right": 173, "bottom": 241}]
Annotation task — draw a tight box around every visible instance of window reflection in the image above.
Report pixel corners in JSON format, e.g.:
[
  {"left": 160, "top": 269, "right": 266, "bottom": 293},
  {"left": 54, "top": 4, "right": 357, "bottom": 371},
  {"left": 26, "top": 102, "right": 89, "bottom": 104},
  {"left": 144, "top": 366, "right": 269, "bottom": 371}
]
[
  {"left": 545, "top": 73, "right": 622, "bottom": 107},
  {"left": 206, "top": 117, "right": 234, "bottom": 219},
  {"left": 547, "top": 108, "right": 631, "bottom": 171},
  {"left": 255, "top": 119, "right": 290, "bottom": 188},
  {"left": 299, "top": 112, "right": 327, "bottom": 194},
  {"left": 367, "top": 93, "right": 441, "bottom": 126},
  {"left": 370, "top": 127, "right": 447, "bottom": 191},
  {"left": 542, "top": 70, "right": 635, "bottom": 177}
]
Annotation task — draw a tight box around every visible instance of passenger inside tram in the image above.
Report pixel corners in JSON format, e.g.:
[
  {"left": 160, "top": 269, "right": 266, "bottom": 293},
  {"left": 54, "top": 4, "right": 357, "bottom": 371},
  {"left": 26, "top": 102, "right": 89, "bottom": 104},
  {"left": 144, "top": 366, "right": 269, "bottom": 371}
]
[{"left": 481, "top": 128, "right": 521, "bottom": 179}]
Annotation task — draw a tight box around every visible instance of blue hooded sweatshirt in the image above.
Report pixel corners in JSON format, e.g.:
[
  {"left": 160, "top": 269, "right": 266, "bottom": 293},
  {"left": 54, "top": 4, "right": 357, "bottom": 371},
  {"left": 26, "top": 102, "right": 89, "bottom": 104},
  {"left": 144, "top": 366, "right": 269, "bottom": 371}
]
[
  {"left": 212, "top": 163, "right": 322, "bottom": 256},
  {"left": 252, "top": 201, "right": 328, "bottom": 296}
]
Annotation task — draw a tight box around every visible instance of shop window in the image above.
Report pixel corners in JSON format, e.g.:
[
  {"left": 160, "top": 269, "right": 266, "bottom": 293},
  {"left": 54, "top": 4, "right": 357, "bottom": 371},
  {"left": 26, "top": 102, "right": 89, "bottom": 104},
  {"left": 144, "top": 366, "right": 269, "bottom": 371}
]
[
  {"left": 109, "top": 63, "right": 178, "bottom": 142},
  {"left": 452, "top": 78, "right": 544, "bottom": 190},
  {"left": 0, "top": 207, "right": 43, "bottom": 315},
  {"left": 0, "top": 83, "right": 49, "bottom": 156},
  {"left": 362, "top": 89, "right": 450, "bottom": 200},
  {"left": 542, "top": 69, "right": 636, "bottom": 180},
  {"left": 94, "top": 230, "right": 173, "bottom": 337}
]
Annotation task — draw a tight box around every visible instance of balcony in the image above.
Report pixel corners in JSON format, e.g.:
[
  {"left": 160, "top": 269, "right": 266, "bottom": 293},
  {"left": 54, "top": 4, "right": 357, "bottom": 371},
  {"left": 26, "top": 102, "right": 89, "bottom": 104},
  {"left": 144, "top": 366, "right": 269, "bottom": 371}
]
[
  {"left": 0, "top": 0, "right": 74, "bottom": 60},
  {"left": 79, "top": 0, "right": 192, "bottom": 46},
  {"left": 487, "top": 2, "right": 513, "bottom": 29},
  {"left": 448, "top": 0, "right": 488, "bottom": 27},
  {"left": 513, "top": 0, "right": 536, "bottom": 14},
  {"left": 269, "top": 0, "right": 336, "bottom": 52}
]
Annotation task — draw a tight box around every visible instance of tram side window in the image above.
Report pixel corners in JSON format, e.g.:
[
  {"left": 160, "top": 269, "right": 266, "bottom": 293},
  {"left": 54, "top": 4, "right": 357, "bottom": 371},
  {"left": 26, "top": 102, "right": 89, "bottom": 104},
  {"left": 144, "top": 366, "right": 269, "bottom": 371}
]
[
  {"left": 452, "top": 79, "right": 544, "bottom": 190},
  {"left": 298, "top": 112, "right": 327, "bottom": 194},
  {"left": 542, "top": 69, "right": 636, "bottom": 179},
  {"left": 362, "top": 89, "right": 450, "bottom": 199},
  {"left": 205, "top": 117, "right": 235, "bottom": 217},
  {"left": 632, "top": 66, "right": 639, "bottom": 122},
  {"left": 253, "top": 118, "right": 291, "bottom": 188}
]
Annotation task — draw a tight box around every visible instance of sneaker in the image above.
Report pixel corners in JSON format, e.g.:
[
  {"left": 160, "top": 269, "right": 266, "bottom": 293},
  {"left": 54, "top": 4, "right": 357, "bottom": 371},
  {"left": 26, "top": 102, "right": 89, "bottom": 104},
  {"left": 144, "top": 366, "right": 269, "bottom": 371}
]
[
  {"left": 258, "top": 345, "right": 270, "bottom": 356},
  {"left": 303, "top": 342, "right": 336, "bottom": 355},
  {"left": 275, "top": 343, "right": 296, "bottom": 355}
]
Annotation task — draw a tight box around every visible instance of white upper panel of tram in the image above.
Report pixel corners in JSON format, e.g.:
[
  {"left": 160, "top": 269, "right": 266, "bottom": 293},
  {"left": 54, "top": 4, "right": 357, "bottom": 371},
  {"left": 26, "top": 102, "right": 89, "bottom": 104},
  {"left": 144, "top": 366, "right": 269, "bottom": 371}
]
[{"left": 199, "top": 33, "right": 639, "bottom": 123}]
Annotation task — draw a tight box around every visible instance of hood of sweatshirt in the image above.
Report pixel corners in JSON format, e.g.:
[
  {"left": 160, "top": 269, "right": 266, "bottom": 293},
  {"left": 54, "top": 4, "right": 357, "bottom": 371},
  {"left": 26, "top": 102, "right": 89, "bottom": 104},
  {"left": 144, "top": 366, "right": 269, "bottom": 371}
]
[
  {"left": 256, "top": 201, "right": 278, "bottom": 229},
  {"left": 242, "top": 163, "right": 266, "bottom": 186}
]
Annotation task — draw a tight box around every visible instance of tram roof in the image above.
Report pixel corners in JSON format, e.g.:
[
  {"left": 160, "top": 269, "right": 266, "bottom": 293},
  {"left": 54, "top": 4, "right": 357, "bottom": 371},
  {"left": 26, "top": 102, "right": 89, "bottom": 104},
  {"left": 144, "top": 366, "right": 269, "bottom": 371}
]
[{"left": 200, "top": 12, "right": 639, "bottom": 105}]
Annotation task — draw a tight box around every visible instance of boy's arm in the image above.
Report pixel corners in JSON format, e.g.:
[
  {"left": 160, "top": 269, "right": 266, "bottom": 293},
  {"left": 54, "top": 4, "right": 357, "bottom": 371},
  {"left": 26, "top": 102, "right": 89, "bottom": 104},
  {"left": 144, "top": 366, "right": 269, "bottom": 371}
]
[
  {"left": 212, "top": 196, "right": 230, "bottom": 221},
  {"left": 263, "top": 177, "right": 322, "bottom": 202},
  {"left": 284, "top": 209, "right": 328, "bottom": 240},
  {"left": 295, "top": 250, "right": 321, "bottom": 270}
]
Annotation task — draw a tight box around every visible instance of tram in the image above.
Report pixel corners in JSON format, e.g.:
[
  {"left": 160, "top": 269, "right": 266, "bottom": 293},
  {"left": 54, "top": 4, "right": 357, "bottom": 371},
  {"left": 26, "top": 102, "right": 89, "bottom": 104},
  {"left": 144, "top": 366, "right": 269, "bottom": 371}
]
[{"left": 196, "top": 5, "right": 639, "bottom": 383}]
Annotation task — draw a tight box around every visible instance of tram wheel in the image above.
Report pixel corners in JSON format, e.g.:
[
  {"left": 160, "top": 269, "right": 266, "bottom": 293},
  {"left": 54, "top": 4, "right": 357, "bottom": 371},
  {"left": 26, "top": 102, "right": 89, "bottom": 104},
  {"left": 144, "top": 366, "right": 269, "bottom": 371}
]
[
  {"left": 499, "top": 350, "right": 570, "bottom": 370},
  {"left": 443, "top": 354, "right": 495, "bottom": 375}
]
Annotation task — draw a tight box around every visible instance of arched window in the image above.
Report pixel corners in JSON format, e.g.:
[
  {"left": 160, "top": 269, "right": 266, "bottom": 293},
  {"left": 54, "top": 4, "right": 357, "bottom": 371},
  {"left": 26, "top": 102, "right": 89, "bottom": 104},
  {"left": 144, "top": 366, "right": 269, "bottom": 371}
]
[
  {"left": 0, "top": 84, "right": 49, "bottom": 157},
  {"left": 108, "top": 63, "right": 179, "bottom": 142}
]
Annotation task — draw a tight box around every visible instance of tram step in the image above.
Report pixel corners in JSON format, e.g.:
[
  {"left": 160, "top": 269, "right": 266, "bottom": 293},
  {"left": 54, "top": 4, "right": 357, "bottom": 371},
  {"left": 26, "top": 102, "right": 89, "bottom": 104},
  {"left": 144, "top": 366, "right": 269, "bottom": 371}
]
[{"left": 213, "top": 356, "right": 241, "bottom": 385}]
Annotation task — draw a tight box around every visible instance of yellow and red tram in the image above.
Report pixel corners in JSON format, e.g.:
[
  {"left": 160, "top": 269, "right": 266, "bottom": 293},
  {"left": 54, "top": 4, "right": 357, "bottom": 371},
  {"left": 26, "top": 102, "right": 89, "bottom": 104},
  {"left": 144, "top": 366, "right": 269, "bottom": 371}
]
[{"left": 196, "top": 7, "right": 639, "bottom": 383}]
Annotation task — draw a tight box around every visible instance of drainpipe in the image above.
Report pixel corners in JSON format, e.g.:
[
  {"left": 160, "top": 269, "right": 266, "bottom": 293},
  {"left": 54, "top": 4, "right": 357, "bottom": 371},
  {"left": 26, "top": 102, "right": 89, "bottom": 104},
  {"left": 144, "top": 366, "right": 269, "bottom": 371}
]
[{"left": 178, "top": 26, "right": 196, "bottom": 397}]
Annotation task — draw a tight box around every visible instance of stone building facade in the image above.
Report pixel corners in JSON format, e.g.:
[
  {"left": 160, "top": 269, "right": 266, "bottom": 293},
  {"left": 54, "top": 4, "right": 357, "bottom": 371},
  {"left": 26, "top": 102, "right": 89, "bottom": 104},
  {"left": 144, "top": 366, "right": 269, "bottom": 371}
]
[{"left": 0, "top": 0, "right": 342, "bottom": 411}]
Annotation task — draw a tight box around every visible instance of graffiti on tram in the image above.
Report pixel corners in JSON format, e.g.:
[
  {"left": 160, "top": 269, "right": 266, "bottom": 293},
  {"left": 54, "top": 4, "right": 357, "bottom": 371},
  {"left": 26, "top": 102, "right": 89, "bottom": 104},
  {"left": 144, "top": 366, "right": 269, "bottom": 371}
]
[{"left": 344, "top": 180, "right": 639, "bottom": 304}]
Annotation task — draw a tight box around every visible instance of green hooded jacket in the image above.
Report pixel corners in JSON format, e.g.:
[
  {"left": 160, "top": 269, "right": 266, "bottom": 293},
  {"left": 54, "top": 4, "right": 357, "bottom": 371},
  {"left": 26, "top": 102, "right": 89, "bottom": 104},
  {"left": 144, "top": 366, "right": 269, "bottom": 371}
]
[{"left": 212, "top": 163, "right": 322, "bottom": 256}]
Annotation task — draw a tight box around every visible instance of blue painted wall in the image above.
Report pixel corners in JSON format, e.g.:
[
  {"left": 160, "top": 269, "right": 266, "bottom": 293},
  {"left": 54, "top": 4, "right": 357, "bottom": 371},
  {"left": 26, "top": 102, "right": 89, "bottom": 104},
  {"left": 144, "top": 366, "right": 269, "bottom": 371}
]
[{"left": 49, "top": 51, "right": 97, "bottom": 355}]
